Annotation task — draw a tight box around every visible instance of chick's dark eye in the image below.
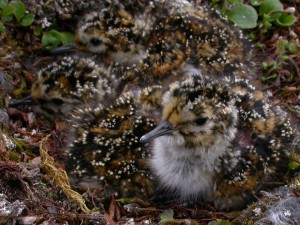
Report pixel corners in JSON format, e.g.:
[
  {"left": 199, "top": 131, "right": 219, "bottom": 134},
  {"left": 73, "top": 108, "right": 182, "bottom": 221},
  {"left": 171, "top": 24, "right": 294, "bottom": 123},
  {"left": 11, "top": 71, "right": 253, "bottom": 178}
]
[
  {"left": 194, "top": 118, "right": 208, "bottom": 126},
  {"left": 90, "top": 38, "right": 102, "bottom": 46},
  {"left": 51, "top": 98, "right": 64, "bottom": 106}
]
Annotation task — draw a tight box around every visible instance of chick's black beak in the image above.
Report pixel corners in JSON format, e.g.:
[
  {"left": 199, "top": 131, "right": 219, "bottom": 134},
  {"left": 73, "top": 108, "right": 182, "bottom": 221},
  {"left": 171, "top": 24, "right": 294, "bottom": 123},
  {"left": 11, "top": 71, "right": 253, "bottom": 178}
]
[
  {"left": 140, "top": 120, "right": 174, "bottom": 143},
  {"left": 9, "top": 95, "right": 34, "bottom": 107},
  {"left": 50, "top": 42, "right": 76, "bottom": 55}
]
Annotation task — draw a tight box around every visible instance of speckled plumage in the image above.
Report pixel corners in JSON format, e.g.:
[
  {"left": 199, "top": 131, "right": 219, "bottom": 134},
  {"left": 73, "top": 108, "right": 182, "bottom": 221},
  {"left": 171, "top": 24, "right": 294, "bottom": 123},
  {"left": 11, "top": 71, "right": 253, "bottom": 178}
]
[
  {"left": 17, "top": 0, "right": 299, "bottom": 210},
  {"left": 68, "top": 91, "right": 156, "bottom": 198},
  {"left": 66, "top": 70, "right": 299, "bottom": 208},
  {"left": 54, "top": 0, "right": 106, "bottom": 20},
  {"left": 141, "top": 75, "right": 299, "bottom": 209},
  {"left": 74, "top": 1, "right": 253, "bottom": 90},
  {"left": 31, "top": 56, "right": 118, "bottom": 119}
]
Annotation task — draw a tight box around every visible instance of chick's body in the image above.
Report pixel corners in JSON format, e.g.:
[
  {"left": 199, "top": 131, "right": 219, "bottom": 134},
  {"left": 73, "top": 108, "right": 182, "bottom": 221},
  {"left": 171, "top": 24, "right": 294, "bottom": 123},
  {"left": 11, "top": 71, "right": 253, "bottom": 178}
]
[
  {"left": 141, "top": 75, "right": 298, "bottom": 209},
  {"left": 75, "top": 1, "right": 253, "bottom": 90},
  {"left": 68, "top": 91, "right": 157, "bottom": 198}
]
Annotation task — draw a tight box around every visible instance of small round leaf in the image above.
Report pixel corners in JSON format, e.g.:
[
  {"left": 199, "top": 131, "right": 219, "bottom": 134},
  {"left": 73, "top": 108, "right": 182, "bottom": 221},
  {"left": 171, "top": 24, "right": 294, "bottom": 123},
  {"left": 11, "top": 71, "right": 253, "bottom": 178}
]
[
  {"left": 34, "top": 26, "right": 42, "bottom": 36},
  {"left": 228, "top": 4, "right": 258, "bottom": 29},
  {"left": 21, "top": 13, "right": 35, "bottom": 26},
  {"left": 10, "top": 1, "right": 25, "bottom": 21},
  {"left": 1, "top": 15, "right": 13, "bottom": 22},
  {"left": 59, "top": 32, "right": 74, "bottom": 45},
  {"left": 288, "top": 43, "right": 299, "bottom": 54},
  {"left": 0, "top": 0, "right": 8, "bottom": 9},
  {"left": 42, "top": 30, "right": 62, "bottom": 50},
  {"left": 2, "top": 5, "right": 13, "bottom": 16},
  {"left": 259, "top": 0, "right": 283, "bottom": 15},
  {"left": 276, "top": 14, "right": 296, "bottom": 27}
]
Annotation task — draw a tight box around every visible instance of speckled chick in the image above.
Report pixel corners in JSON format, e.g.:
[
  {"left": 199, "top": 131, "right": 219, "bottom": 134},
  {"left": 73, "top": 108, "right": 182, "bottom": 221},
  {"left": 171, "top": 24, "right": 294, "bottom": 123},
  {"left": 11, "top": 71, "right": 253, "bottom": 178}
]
[
  {"left": 31, "top": 56, "right": 118, "bottom": 119},
  {"left": 54, "top": 0, "right": 104, "bottom": 20},
  {"left": 74, "top": 0, "right": 253, "bottom": 89},
  {"left": 141, "top": 75, "right": 299, "bottom": 210},
  {"left": 75, "top": 6, "right": 150, "bottom": 66},
  {"left": 67, "top": 91, "right": 157, "bottom": 199}
]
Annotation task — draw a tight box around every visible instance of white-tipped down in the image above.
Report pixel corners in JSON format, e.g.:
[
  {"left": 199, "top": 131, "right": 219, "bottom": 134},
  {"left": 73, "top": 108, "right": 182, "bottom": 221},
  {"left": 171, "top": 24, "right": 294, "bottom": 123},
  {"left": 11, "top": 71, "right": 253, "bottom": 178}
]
[{"left": 255, "top": 196, "right": 300, "bottom": 225}]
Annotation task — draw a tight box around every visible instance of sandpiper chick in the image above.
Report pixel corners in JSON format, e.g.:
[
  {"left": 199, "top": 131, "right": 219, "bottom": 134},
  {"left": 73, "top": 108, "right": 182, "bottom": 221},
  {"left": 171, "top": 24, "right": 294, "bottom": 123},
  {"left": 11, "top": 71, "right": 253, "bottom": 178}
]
[
  {"left": 29, "top": 56, "right": 118, "bottom": 119},
  {"left": 141, "top": 75, "right": 299, "bottom": 210},
  {"left": 73, "top": 0, "right": 253, "bottom": 90},
  {"left": 67, "top": 90, "right": 157, "bottom": 199}
]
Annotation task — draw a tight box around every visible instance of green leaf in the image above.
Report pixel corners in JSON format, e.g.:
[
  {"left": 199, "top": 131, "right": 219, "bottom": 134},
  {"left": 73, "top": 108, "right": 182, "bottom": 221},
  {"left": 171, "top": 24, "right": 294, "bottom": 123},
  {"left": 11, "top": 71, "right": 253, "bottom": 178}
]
[
  {"left": 261, "top": 73, "right": 277, "bottom": 81},
  {"left": 21, "top": 13, "right": 35, "bottom": 26},
  {"left": 275, "top": 39, "right": 288, "bottom": 54},
  {"left": 212, "top": 0, "right": 221, "bottom": 4},
  {"left": 1, "top": 15, "right": 12, "bottom": 22},
  {"left": 279, "top": 39, "right": 288, "bottom": 48},
  {"left": 228, "top": 0, "right": 243, "bottom": 4},
  {"left": 288, "top": 161, "right": 300, "bottom": 171},
  {"left": 248, "top": 32, "right": 256, "bottom": 40},
  {"left": 208, "top": 222, "right": 219, "bottom": 225},
  {"left": 0, "top": 0, "right": 8, "bottom": 8},
  {"left": 219, "top": 221, "right": 231, "bottom": 225},
  {"left": 228, "top": 4, "right": 258, "bottom": 29},
  {"left": 208, "top": 220, "right": 231, "bottom": 225},
  {"left": 116, "top": 197, "right": 151, "bottom": 207},
  {"left": 259, "top": 0, "right": 283, "bottom": 14},
  {"left": 0, "top": 22, "right": 5, "bottom": 32},
  {"left": 2, "top": 5, "right": 13, "bottom": 16},
  {"left": 10, "top": 1, "right": 25, "bottom": 21},
  {"left": 288, "top": 42, "right": 299, "bottom": 54},
  {"left": 256, "top": 42, "right": 265, "bottom": 49},
  {"left": 158, "top": 210, "right": 175, "bottom": 224},
  {"left": 34, "top": 26, "right": 42, "bottom": 36},
  {"left": 275, "top": 13, "right": 296, "bottom": 27},
  {"left": 250, "top": 0, "right": 263, "bottom": 6},
  {"left": 42, "top": 30, "right": 62, "bottom": 50},
  {"left": 42, "top": 29, "right": 74, "bottom": 50},
  {"left": 265, "top": 20, "right": 272, "bottom": 29},
  {"left": 59, "top": 31, "right": 74, "bottom": 45},
  {"left": 262, "top": 62, "right": 269, "bottom": 68},
  {"left": 262, "top": 13, "right": 271, "bottom": 21},
  {"left": 259, "top": 0, "right": 283, "bottom": 18}
]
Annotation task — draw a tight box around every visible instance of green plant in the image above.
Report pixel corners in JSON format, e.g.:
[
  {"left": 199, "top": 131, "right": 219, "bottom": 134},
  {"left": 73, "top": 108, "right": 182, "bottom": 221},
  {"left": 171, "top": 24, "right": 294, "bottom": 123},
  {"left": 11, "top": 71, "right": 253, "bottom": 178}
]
[
  {"left": 0, "top": 0, "right": 74, "bottom": 50},
  {"left": 0, "top": 21, "right": 4, "bottom": 31},
  {"left": 158, "top": 210, "right": 175, "bottom": 224},
  {"left": 288, "top": 152, "right": 300, "bottom": 171},
  {"left": 208, "top": 219, "right": 231, "bottom": 225},
  {"left": 213, "top": 0, "right": 296, "bottom": 31},
  {"left": 256, "top": 0, "right": 296, "bottom": 33},
  {"left": 227, "top": 3, "right": 258, "bottom": 28},
  {"left": 0, "top": 0, "right": 35, "bottom": 29},
  {"left": 41, "top": 29, "right": 74, "bottom": 50},
  {"left": 214, "top": 0, "right": 299, "bottom": 94},
  {"left": 158, "top": 210, "right": 198, "bottom": 224},
  {"left": 260, "top": 38, "right": 299, "bottom": 82}
]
